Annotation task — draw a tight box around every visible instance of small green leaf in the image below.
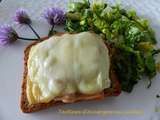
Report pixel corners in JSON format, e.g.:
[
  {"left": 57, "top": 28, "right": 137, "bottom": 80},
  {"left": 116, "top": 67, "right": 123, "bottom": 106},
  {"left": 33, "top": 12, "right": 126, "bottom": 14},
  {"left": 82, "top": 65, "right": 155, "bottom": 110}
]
[{"left": 144, "top": 53, "right": 156, "bottom": 78}]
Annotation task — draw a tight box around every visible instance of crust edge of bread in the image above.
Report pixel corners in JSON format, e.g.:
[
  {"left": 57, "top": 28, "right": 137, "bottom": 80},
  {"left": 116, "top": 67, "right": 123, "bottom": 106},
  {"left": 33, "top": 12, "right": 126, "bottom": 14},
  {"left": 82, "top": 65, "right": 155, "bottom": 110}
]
[{"left": 20, "top": 33, "right": 121, "bottom": 113}]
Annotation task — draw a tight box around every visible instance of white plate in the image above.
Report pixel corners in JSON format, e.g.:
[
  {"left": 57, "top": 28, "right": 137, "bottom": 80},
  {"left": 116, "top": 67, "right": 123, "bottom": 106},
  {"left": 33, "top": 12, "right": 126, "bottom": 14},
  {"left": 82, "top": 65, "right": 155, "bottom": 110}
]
[{"left": 0, "top": 0, "right": 160, "bottom": 120}]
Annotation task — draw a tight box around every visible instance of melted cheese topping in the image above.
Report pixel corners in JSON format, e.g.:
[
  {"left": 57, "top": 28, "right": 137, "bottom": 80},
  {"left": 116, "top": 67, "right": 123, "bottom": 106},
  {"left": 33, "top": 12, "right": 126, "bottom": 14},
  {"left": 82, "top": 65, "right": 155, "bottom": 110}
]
[{"left": 27, "top": 32, "right": 110, "bottom": 104}]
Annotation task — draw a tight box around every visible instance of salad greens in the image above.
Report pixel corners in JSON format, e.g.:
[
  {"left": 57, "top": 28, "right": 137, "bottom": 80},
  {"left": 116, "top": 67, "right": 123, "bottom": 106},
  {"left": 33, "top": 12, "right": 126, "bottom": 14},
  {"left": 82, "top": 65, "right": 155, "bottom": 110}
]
[{"left": 65, "top": 0, "right": 160, "bottom": 92}]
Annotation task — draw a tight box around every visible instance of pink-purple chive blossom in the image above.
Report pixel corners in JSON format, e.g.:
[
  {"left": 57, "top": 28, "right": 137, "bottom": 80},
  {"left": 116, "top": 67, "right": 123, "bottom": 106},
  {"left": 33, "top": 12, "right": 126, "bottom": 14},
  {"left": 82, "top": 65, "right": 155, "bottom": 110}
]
[
  {"left": 43, "top": 8, "right": 66, "bottom": 26},
  {"left": 13, "top": 8, "right": 40, "bottom": 39},
  {"left": 0, "top": 25, "right": 18, "bottom": 45},
  {"left": 0, "top": 25, "right": 39, "bottom": 46},
  {"left": 14, "top": 8, "right": 31, "bottom": 25}
]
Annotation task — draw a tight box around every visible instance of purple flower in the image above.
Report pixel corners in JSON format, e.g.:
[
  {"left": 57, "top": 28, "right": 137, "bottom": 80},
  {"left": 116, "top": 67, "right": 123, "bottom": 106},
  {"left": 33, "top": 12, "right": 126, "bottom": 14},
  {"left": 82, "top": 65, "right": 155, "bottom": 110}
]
[
  {"left": 0, "top": 25, "right": 18, "bottom": 45},
  {"left": 43, "top": 8, "right": 66, "bottom": 26},
  {"left": 13, "top": 8, "right": 40, "bottom": 39},
  {"left": 13, "top": 8, "right": 31, "bottom": 25}
]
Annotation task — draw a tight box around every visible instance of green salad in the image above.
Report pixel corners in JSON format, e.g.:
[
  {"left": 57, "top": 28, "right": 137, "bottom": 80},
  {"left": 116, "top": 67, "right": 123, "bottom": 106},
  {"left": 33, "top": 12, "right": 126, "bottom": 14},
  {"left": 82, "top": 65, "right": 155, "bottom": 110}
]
[{"left": 65, "top": 0, "right": 160, "bottom": 92}]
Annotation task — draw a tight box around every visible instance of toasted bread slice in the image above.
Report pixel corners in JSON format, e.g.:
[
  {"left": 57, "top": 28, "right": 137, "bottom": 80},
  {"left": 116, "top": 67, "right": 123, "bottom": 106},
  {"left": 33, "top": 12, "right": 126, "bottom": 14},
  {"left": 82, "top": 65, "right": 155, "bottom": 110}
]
[{"left": 20, "top": 33, "right": 121, "bottom": 113}]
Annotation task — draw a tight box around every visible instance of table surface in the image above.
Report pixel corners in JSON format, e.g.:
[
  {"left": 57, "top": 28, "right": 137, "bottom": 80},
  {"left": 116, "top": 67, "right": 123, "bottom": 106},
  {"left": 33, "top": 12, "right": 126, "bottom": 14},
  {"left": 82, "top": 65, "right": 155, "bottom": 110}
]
[{"left": 0, "top": 0, "right": 160, "bottom": 120}]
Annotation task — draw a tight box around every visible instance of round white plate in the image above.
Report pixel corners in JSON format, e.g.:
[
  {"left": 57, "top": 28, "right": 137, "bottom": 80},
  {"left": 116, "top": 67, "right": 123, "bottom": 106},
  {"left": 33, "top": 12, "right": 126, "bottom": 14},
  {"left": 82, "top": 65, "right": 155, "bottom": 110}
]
[{"left": 0, "top": 0, "right": 160, "bottom": 120}]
